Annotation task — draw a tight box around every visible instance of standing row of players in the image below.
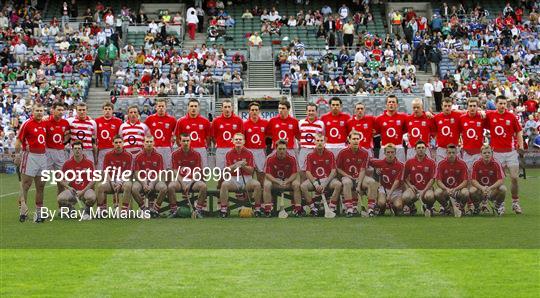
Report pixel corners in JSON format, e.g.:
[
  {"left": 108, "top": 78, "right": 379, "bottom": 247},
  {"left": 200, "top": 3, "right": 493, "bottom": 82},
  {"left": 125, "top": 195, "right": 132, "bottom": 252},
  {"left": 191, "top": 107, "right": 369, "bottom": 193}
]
[{"left": 15, "top": 95, "right": 523, "bottom": 220}]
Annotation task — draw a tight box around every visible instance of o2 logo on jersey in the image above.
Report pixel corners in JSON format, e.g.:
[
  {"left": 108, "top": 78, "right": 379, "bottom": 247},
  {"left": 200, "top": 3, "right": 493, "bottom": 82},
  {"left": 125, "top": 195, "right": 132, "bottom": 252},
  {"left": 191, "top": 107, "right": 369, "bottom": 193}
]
[
  {"left": 386, "top": 128, "right": 396, "bottom": 138},
  {"left": 76, "top": 130, "right": 86, "bottom": 140},
  {"left": 410, "top": 127, "right": 421, "bottom": 138},
  {"left": 278, "top": 130, "right": 287, "bottom": 140},
  {"left": 277, "top": 170, "right": 285, "bottom": 179},
  {"left": 441, "top": 126, "right": 451, "bottom": 136},
  {"left": 381, "top": 174, "right": 390, "bottom": 184},
  {"left": 329, "top": 127, "right": 340, "bottom": 138},
  {"left": 494, "top": 126, "right": 506, "bottom": 138},
  {"left": 446, "top": 176, "right": 456, "bottom": 187},
  {"left": 305, "top": 133, "right": 314, "bottom": 144},
  {"left": 250, "top": 134, "right": 260, "bottom": 145},
  {"left": 222, "top": 131, "right": 232, "bottom": 141},
  {"left": 480, "top": 176, "right": 490, "bottom": 186},
  {"left": 100, "top": 130, "right": 110, "bottom": 140},
  {"left": 128, "top": 135, "right": 137, "bottom": 145},
  {"left": 348, "top": 165, "right": 358, "bottom": 175},
  {"left": 190, "top": 131, "right": 200, "bottom": 141},
  {"left": 466, "top": 128, "right": 478, "bottom": 140},
  {"left": 414, "top": 173, "right": 425, "bottom": 184},
  {"left": 315, "top": 167, "right": 326, "bottom": 177},
  {"left": 37, "top": 134, "right": 46, "bottom": 144},
  {"left": 52, "top": 133, "right": 63, "bottom": 144},
  {"left": 154, "top": 129, "right": 164, "bottom": 140}
]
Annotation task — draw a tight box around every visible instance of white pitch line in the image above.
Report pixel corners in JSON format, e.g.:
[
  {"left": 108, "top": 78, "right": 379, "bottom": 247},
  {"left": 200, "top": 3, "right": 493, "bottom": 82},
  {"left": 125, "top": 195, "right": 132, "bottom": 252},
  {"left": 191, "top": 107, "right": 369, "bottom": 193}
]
[{"left": 0, "top": 185, "right": 55, "bottom": 198}]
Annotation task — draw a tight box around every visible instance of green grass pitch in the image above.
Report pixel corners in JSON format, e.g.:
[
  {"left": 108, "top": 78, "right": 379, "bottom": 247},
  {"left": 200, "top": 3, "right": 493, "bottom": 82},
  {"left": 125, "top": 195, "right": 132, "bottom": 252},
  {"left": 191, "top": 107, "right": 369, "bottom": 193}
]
[{"left": 1, "top": 171, "right": 539, "bottom": 296}]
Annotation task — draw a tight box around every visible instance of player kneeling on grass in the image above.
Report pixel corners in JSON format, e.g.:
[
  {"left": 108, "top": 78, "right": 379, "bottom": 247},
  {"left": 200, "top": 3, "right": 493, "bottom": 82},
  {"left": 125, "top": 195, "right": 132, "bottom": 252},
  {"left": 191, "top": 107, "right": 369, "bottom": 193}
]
[
  {"left": 301, "top": 133, "right": 342, "bottom": 216},
  {"left": 370, "top": 144, "right": 405, "bottom": 215},
  {"left": 337, "top": 131, "right": 378, "bottom": 217},
  {"left": 402, "top": 140, "right": 437, "bottom": 217},
  {"left": 434, "top": 144, "right": 469, "bottom": 217},
  {"left": 96, "top": 135, "right": 133, "bottom": 217},
  {"left": 168, "top": 134, "right": 207, "bottom": 218},
  {"left": 263, "top": 139, "right": 301, "bottom": 217},
  {"left": 57, "top": 141, "right": 96, "bottom": 220},
  {"left": 219, "top": 133, "right": 262, "bottom": 218},
  {"left": 131, "top": 136, "right": 167, "bottom": 218},
  {"left": 469, "top": 145, "right": 507, "bottom": 216}
]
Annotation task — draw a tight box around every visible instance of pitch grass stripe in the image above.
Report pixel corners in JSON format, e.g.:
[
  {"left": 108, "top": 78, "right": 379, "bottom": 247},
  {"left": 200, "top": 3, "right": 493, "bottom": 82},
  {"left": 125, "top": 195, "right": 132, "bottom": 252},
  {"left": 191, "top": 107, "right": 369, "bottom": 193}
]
[{"left": 2, "top": 249, "right": 537, "bottom": 297}]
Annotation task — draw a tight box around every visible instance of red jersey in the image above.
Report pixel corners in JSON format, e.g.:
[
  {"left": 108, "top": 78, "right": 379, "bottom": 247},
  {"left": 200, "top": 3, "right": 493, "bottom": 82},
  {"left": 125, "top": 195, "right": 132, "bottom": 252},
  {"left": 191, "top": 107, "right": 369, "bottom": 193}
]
[
  {"left": 17, "top": 117, "right": 47, "bottom": 153},
  {"left": 102, "top": 149, "right": 133, "bottom": 179},
  {"left": 346, "top": 115, "right": 376, "bottom": 149},
  {"left": 68, "top": 116, "right": 97, "bottom": 150},
  {"left": 212, "top": 114, "right": 243, "bottom": 148},
  {"left": 133, "top": 149, "right": 164, "bottom": 173},
  {"left": 336, "top": 147, "right": 369, "bottom": 178},
  {"left": 267, "top": 115, "right": 300, "bottom": 148},
  {"left": 305, "top": 148, "right": 336, "bottom": 179},
  {"left": 243, "top": 118, "right": 269, "bottom": 149},
  {"left": 434, "top": 111, "right": 461, "bottom": 148},
  {"left": 119, "top": 121, "right": 149, "bottom": 153},
  {"left": 486, "top": 110, "right": 523, "bottom": 152},
  {"left": 264, "top": 153, "right": 298, "bottom": 179},
  {"left": 524, "top": 100, "right": 539, "bottom": 113},
  {"left": 459, "top": 113, "right": 487, "bottom": 154},
  {"left": 145, "top": 113, "right": 177, "bottom": 148},
  {"left": 172, "top": 148, "right": 202, "bottom": 179},
  {"left": 405, "top": 113, "right": 436, "bottom": 147},
  {"left": 45, "top": 116, "right": 69, "bottom": 150},
  {"left": 471, "top": 158, "right": 505, "bottom": 186},
  {"left": 62, "top": 156, "right": 94, "bottom": 191},
  {"left": 403, "top": 156, "right": 436, "bottom": 190},
  {"left": 298, "top": 117, "right": 324, "bottom": 148},
  {"left": 175, "top": 114, "right": 212, "bottom": 148},
  {"left": 320, "top": 112, "right": 351, "bottom": 147},
  {"left": 375, "top": 111, "right": 408, "bottom": 146},
  {"left": 436, "top": 158, "right": 469, "bottom": 188},
  {"left": 225, "top": 147, "right": 254, "bottom": 176},
  {"left": 95, "top": 116, "right": 122, "bottom": 149},
  {"left": 370, "top": 158, "right": 404, "bottom": 190}
]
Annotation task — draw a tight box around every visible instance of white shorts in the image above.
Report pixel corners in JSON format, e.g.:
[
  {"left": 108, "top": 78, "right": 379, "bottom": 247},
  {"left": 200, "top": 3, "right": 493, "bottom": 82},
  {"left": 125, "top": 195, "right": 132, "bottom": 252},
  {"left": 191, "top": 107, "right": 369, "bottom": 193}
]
[
  {"left": 298, "top": 147, "right": 313, "bottom": 171},
  {"left": 194, "top": 147, "right": 208, "bottom": 169},
  {"left": 215, "top": 148, "right": 230, "bottom": 169},
  {"left": 327, "top": 146, "right": 345, "bottom": 159},
  {"left": 379, "top": 146, "right": 406, "bottom": 164},
  {"left": 462, "top": 151, "right": 481, "bottom": 169},
  {"left": 378, "top": 186, "right": 403, "bottom": 201},
  {"left": 494, "top": 151, "right": 520, "bottom": 168},
  {"left": 70, "top": 149, "right": 95, "bottom": 164},
  {"left": 232, "top": 175, "right": 252, "bottom": 190},
  {"left": 248, "top": 148, "right": 266, "bottom": 171},
  {"left": 155, "top": 147, "right": 172, "bottom": 169},
  {"left": 435, "top": 147, "right": 460, "bottom": 162},
  {"left": 21, "top": 152, "right": 48, "bottom": 177},
  {"left": 406, "top": 147, "right": 434, "bottom": 160},
  {"left": 46, "top": 148, "right": 67, "bottom": 170},
  {"left": 97, "top": 148, "right": 113, "bottom": 170}
]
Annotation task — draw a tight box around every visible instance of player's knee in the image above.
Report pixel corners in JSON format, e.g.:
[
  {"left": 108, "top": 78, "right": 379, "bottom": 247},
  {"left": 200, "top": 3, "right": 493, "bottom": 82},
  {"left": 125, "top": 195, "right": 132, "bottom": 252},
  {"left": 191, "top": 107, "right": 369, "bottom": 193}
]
[
  {"left": 155, "top": 182, "right": 167, "bottom": 192},
  {"left": 263, "top": 179, "right": 272, "bottom": 191},
  {"left": 342, "top": 178, "right": 352, "bottom": 188},
  {"left": 499, "top": 185, "right": 508, "bottom": 194},
  {"left": 434, "top": 188, "right": 443, "bottom": 198},
  {"left": 291, "top": 180, "right": 301, "bottom": 190},
  {"left": 460, "top": 188, "right": 469, "bottom": 198},
  {"left": 197, "top": 181, "right": 207, "bottom": 191}
]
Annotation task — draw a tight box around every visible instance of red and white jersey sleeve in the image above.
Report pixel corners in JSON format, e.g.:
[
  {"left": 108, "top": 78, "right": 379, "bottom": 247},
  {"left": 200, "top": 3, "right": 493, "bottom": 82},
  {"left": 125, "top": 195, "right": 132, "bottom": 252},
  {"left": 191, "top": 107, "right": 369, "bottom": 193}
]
[
  {"left": 434, "top": 111, "right": 462, "bottom": 148},
  {"left": 243, "top": 118, "right": 269, "bottom": 149},
  {"left": 486, "top": 111, "right": 523, "bottom": 152},
  {"left": 45, "top": 116, "right": 69, "bottom": 150},
  {"left": 320, "top": 112, "right": 351, "bottom": 147},
  {"left": 119, "top": 121, "right": 149, "bottom": 152},
  {"left": 298, "top": 118, "right": 324, "bottom": 149},
  {"left": 267, "top": 115, "right": 300, "bottom": 149},
  {"left": 68, "top": 117, "right": 97, "bottom": 150},
  {"left": 471, "top": 159, "right": 505, "bottom": 186},
  {"left": 17, "top": 118, "right": 47, "bottom": 153},
  {"left": 145, "top": 114, "right": 177, "bottom": 148},
  {"left": 175, "top": 115, "right": 212, "bottom": 148},
  {"left": 95, "top": 116, "right": 122, "bottom": 149},
  {"left": 346, "top": 115, "right": 376, "bottom": 149},
  {"left": 212, "top": 114, "right": 244, "bottom": 148}
]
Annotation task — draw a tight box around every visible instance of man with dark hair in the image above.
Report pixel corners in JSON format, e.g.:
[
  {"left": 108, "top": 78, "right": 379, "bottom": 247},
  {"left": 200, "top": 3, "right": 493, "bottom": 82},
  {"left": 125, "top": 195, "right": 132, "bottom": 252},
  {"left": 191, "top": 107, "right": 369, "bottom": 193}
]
[
  {"left": 402, "top": 140, "right": 436, "bottom": 216},
  {"left": 96, "top": 101, "right": 122, "bottom": 170},
  {"left": 320, "top": 97, "right": 351, "bottom": 157},
  {"left": 434, "top": 144, "right": 469, "bottom": 217}
]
